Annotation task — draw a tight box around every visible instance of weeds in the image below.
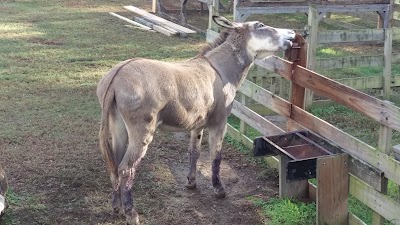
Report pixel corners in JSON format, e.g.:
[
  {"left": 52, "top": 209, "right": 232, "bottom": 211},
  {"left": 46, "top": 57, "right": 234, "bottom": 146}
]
[{"left": 248, "top": 196, "right": 316, "bottom": 225}]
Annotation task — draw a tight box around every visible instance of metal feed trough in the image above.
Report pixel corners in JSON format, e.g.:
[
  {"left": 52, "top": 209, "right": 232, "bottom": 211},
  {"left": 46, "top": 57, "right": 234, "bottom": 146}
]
[{"left": 253, "top": 130, "right": 343, "bottom": 182}]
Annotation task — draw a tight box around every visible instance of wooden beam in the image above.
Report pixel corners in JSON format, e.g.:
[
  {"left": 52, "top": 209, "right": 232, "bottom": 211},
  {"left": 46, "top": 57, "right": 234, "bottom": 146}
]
[
  {"left": 152, "top": 0, "right": 157, "bottom": 13},
  {"left": 394, "top": 27, "right": 400, "bottom": 40},
  {"left": 349, "top": 213, "right": 368, "bottom": 225},
  {"left": 279, "top": 155, "right": 308, "bottom": 198},
  {"left": 290, "top": 105, "right": 400, "bottom": 186},
  {"left": 317, "top": 154, "right": 349, "bottom": 225},
  {"left": 226, "top": 124, "right": 279, "bottom": 168},
  {"left": 123, "top": 6, "right": 196, "bottom": 34},
  {"left": 309, "top": 181, "right": 374, "bottom": 225},
  {"left": 318, "top": 29, "right": 384, "bottom": 44},
  {"left": 350, "top": 174, "right": 400, "bottom": 225},
  {"left": 239, "top": 80, "right": 291, "bottom": 118},
  {"left": 231, "top": 100, "right": 285, "bottom": 136},
  {"left": 316, "top": 55, "right": 384, "bottom": 70},
  {"left": 254, "top": 56, "right": 292, "bottom": 80},
  {"left": 239, "top": 77, "right": 400, "bottom": 186},
  {"left": 109, "top": 12, "right": 152, "bottom": 30},
  {"left": 292, "top": 65, "right": 400, "bottom": 132},
  {"left": 208, "top": 0, "right": 219, "bottom": 31},
  {"left": 304, "top": 4, "right": 319, "bottom": 110},
  {"left": 134, "top": 17, "right": 179, "bottom": 36}
]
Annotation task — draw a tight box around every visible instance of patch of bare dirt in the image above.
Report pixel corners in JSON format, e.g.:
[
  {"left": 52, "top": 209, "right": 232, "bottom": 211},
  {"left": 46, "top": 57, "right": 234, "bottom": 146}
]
[{"left": 0, "top": 91, "right": 278, "bottom": 225}]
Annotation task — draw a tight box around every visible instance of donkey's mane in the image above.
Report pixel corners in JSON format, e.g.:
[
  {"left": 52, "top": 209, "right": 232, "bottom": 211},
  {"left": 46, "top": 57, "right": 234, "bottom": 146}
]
[{"left": 199, "top": 29, "right": 231, "bottom": 56}]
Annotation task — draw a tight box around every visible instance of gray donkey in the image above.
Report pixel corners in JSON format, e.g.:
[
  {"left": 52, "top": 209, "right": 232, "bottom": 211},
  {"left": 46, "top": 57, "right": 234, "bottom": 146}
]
[
  {"left": 97, "top": 16, "right": 295, "bottom": 225},
  {"left": 0, "top": 164, "right": 7, "bottom": 216}
]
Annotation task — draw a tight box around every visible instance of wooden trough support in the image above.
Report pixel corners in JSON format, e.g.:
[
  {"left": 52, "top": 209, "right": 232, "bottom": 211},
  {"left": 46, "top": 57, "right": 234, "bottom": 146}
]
[
  {"left": 254, "top": 131, "right": 349, "bottom": 225},
  {"left": 255, "top": 34, "right": 350, "bottom": 225}
]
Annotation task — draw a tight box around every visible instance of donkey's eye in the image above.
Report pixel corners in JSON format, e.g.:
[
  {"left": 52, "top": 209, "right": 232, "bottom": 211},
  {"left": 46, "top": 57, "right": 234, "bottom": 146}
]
[{"left": 257, "top": 23, "right": 265, "bottom": 28}]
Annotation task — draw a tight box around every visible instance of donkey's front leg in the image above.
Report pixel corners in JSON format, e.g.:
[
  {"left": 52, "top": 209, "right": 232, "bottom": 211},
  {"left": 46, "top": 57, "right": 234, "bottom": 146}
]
[
  {"left": 185, "top": 129, "right": 203, "bottom": 189},
  {"left": 208, "top": 123, "right": 227, "bottom": 198}
]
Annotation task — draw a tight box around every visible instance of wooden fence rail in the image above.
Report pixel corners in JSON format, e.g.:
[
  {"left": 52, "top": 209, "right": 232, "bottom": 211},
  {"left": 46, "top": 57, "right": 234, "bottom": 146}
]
[{"left": 227, "top": 55, "right": 400, "bottom": 225}]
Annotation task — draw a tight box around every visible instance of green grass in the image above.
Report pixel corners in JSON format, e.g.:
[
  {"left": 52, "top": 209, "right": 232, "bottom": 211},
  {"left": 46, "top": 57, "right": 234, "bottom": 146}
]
[{"left": 248, "top": 196, "right": 316, "bottom": 225}]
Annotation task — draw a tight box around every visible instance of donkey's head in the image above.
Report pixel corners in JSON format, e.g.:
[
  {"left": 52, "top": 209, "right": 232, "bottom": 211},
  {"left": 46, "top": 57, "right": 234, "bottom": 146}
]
[{"left": 212, "top": 16, "right": 295, "bottom": 59}]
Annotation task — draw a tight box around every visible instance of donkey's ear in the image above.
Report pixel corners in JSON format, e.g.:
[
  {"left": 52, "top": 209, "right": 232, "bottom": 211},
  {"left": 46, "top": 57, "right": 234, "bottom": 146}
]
[{"left": 212, "top": 16, "right": 241, "bottom": 29}]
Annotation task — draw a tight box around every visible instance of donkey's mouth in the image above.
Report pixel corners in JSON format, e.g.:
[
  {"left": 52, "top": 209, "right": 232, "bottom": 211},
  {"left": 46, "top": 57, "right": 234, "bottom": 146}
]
[{"left": 279, "top": 39, "right": 293, "bottom": 51}]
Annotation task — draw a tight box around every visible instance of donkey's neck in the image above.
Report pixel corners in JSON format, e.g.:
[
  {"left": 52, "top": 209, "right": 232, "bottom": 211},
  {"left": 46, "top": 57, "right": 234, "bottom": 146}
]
[{"left": 204, "top": 42, "right": 253, "bottom": 89}]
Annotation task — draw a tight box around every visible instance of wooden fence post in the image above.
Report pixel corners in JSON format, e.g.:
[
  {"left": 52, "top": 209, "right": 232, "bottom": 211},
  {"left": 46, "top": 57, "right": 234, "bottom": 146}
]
[
  {"left": 208, "top": 0, "right": 219, "bottom": 31},
  {"left": 279, "top": 155, "right": 308, "bottom": 198},
  {"left": 317, "top": 154, "right": 349, "bottom": 225},
  {"left": 304, "top": 4, "right": 319, "bottom": 110},
  {"left": 279, "top": 34, "right": 309, "bottom": 199},
  {"left": 373, "top": 2, "right": 394, "bottom": 224}
]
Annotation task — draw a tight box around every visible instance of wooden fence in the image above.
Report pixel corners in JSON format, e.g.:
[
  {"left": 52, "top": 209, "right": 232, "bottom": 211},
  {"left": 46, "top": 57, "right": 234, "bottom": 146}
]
[
  {"left": 206, "top": 0, "right": 400, "bottom": 109},
  {"left": 228, "top": 54, "right": 400, "bottom": 225},
  {"left": 199, "top": 1, "right": 400, "bottom": 224}
]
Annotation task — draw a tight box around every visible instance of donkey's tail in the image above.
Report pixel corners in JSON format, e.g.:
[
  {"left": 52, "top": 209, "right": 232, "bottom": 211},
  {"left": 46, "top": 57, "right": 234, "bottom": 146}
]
[
  {"left": 98, "top": 59, "right": 136, "bottom": 176},
  {"left": 99, "top": 85, "right": 117, "bottom": 176}
]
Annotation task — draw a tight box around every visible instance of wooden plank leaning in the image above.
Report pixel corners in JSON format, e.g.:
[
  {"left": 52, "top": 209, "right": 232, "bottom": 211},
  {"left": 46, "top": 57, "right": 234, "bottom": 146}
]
[
  {"left": 134, "top": 17, "right": 179, "bottom": 36},
  {"left": 123, "top": 6, "right": 196, "bottom": 34},
  {"left": 109, "top": 12, "right": 152, "bottom": 30}
]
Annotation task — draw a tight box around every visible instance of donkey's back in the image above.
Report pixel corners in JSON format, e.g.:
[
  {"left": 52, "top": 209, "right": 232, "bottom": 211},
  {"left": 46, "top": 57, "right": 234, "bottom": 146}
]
[
  {"left": 97, "top": 16, "right": 295, "bottom": 225},
  {"left": 97, "top": 57, "right": 223, "bottom": 132}
]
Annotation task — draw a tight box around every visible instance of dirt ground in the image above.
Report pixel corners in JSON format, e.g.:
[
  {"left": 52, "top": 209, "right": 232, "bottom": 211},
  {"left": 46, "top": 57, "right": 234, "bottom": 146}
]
[
  {"left": 0, "top": 0, "right": 281, "bottom": 224},
  {"left": 0, "top": 126, "right": 278, "bottom": 225}
]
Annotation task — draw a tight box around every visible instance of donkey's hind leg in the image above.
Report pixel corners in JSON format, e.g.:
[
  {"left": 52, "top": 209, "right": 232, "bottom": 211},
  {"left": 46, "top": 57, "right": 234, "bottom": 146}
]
[
  {"left": 109, "top": 108, "right": 128, "bottom": 214},
  {"left": 185, "top": 128, "right": 203, "bottom": 189},
  {"left": 118, "top": 115, "right": 157, "bottom": 225},
  {"left": 208, "top": 122, "right": 227, "bottom": 198}
]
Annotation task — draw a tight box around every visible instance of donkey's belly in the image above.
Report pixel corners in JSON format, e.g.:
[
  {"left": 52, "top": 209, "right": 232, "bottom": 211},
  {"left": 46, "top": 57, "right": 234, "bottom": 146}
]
[{"left": 157, "top": 114, "right": 208, "bottom": 132}]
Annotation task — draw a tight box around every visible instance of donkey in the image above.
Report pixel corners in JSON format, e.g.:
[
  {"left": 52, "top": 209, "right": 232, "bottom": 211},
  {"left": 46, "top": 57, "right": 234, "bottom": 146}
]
[
  {"left": 0, "top": 164, "right": 7, "bottom": 216},
  {"left": 97, "top": 16, "right": 295, "bottom": 225}
]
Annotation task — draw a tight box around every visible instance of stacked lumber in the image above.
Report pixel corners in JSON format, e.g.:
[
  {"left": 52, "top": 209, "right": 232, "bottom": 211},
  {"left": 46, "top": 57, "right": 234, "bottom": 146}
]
[{"left": 109, "top": 5, "right": 196, "bottom": 37}]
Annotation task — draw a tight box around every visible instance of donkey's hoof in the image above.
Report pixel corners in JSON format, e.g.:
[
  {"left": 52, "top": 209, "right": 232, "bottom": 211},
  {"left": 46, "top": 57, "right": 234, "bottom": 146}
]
[
  {"left": 113, "top": 207, "right": 124, "bottom": 216},
  {"left": 185, "top": 181, "right": 196, "bottom": 190},
  {"left": 213, "top": 188, "right": 226, "bottom": 199},
  {"left": 126, "top": 210, "right": 140, "bottom": 225}
]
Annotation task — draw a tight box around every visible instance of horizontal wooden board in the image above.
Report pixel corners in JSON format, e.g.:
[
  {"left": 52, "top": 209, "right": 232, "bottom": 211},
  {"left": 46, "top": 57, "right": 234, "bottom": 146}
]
[
  {"left": 316, "top": 55, "right": 383, "bottom": 70},
  {"left": 239, "top": 80, "right": 291, "bottom": 117},
  {"left": 290, "top": 105, "right": 400, "bottom": 186},
  {"left": 349, "top": 212, "right": 368, "bottom": 225},
  {"left": 255, "top": 57, "right": 292, "bottom": 80},
  {"left": 349, "top": 174, "right": 400, "bottom": 224},
  {"left": 309, "top": 181, "right": 372, "bottom": 225},
  {"left": 237, "top": 79, "right": 400, "bottom": 186},
  {"left": 293, "top": 65, "right": 400, "bottom": 132},
  {"left": 395, "top": 11, "right": 400, "bottom": 21},
  {"left": 226, "top": 124, "right": 279, "bottom": 168},
  {"left": 254, "top": 54, "right": 400, "bottom": 74},
  {"left": 318, "top": 29, "right": 384, "bottom": 44},
  {"left": 394, "top": 28, "right": 400, "bottom": 40},
  {"left": 109, "top": 12, "right": 152, "bottom": 30},
  {"left": 231, "top": 100, "right": 285, "bottom": 136}
]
